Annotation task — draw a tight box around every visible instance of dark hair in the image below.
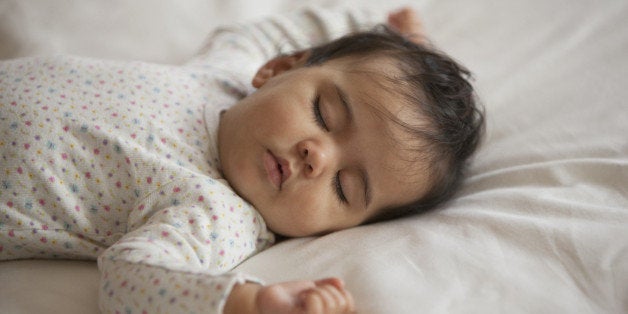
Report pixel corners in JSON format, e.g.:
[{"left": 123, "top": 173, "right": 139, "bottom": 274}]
[{"left": 304, "top": 25, "right": 485, "bottom": 222}]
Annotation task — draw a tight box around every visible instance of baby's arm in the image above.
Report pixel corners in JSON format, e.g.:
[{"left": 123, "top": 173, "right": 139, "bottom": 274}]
[
  {"left": 186, "top": 7, "right": 380, "bottom": 89},
  {"left": 97, "top": 178, "right": 274, "bottom": 314},
  {"left": 226, "top": 278, "right": 355, "bottom": 314}
]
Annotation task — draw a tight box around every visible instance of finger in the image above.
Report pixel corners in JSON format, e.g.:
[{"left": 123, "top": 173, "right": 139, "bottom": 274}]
[
  {"left": 387, "top": 12, "right": 403, "bottom": 27},
  {"left": 314, "top": 278, "right": 353, "bottom": 307},
  {"left": 390, "top": 6, "right": 412, "bottom": 17},
  {"left": 301, "top": 289, "right": 325, "bottom": 314},
  {"left": 318, "top": 282, "right": 350, "bottom": 312},
  {"left": 303, "top": 278, "right": 354, "bottom": 313},
  {"left": 390, "top": 7, "right": 414, "bottom": 22},
  {"left": 343, "top": 287, "right": 356, "bottom": 312},
  {"left": 387, "top": 12, "right": 423, "bottom": 37},
  {"left": 321, "top": 279, "right": 355, "bottom": 313},
  {"left": 314, "top": 277, "right": 344, "bottom": 290}
]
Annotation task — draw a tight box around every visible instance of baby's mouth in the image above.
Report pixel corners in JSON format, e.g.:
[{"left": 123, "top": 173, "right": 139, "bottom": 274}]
[{"left": 263, "top": 150, "right": 291, "bottom": 190}]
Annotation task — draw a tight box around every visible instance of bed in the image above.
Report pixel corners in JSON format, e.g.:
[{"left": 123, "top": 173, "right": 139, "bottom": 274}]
[{"left": 1, "top": 0, "right": 627, "bottom": 313}]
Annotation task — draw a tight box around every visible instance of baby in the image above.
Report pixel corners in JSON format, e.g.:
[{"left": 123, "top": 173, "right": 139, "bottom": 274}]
[{"left": 0, "top": 7, "right": 483, "bottom": 314}]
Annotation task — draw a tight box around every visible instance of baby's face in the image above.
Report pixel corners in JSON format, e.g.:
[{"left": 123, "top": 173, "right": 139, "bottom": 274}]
[{"left": 218, "top": 54, "right": 430, "bottom": 237}]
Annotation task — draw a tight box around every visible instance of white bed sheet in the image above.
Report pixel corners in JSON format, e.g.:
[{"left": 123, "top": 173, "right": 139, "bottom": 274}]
[{"left": 1, "top": 0, "right": 627, "bottom": 313}]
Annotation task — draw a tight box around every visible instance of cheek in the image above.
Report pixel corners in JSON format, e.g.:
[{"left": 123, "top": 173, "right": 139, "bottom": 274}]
[
  {"left": 253, "top": 93, "right": 312, "bottom": 135},
  {"left": 274, "top": 186, "right": 334, "bottom": 236}
]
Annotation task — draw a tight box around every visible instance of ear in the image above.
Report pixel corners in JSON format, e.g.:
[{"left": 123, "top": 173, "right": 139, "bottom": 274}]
[{"left": 252, "top": 51, "right": 309, "bottom": 88}]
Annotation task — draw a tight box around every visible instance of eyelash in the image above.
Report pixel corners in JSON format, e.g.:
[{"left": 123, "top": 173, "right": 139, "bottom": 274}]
[
  {"left": 311, "top": 94, "right": 347, "bottom": 205},
  {"left": 311, "top": 94, "right": 329, "bottom": 131},
  {"left": 333, "top": 172, "right": 349, "bottom": 204}
]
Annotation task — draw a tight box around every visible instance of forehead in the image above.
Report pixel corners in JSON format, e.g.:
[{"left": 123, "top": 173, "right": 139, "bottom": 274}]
[{"left": 321, "top": 56, "right": 432, "bottom": 213}]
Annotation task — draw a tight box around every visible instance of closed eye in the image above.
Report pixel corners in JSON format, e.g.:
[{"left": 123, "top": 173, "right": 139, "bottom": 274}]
[
  {"left": 312, "top": 93, "right": 346, "bottom": 205},
  {"left": 311, "top": 94, "right": 329, "bottom": 131},
  {"left": 333, "top": 172, "right": 348, "bottom": 204}
]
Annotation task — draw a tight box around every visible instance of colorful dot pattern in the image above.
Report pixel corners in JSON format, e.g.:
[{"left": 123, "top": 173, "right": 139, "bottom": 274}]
[{"left": 0, "top": 55, "right": 274, "bottom": 313}]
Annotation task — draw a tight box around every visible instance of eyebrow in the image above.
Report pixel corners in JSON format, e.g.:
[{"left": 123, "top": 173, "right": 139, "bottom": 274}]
[{"left": 334, "top": 83, "right": 371, "bottom": 209}]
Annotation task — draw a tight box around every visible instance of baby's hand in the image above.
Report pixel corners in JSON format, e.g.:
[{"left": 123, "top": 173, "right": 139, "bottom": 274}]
[
  {"left": 257, "top": 277, "right": 355, "bottom": 314},
  {"left": 387, "top": 7, "right": 427, "bottom": 45},
  {"left": 225, "top": 277, "right": 355, "bottom": 314}
]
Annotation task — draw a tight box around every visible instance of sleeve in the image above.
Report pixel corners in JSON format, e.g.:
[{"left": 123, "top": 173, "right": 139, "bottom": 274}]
[
  {"left": 97, "top": 177, "right": 274, "bottom": 314},
  {"left": 185, "top": 6, "right": 382, "bottom": 92}
]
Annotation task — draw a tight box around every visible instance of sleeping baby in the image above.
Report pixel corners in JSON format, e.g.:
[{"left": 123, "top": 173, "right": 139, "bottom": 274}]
[{"left": 0, "top": 7, "right": 483, "bottom": 314}]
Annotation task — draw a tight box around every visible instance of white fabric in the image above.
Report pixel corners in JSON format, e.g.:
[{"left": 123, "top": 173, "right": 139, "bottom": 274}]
[{"left": 1, "top": 0, "right": 627, "bottom": 313}]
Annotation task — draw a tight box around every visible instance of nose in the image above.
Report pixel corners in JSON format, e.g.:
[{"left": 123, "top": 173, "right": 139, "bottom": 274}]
[{"left": 296, "top": 139, "right": 333, "bottom": 178}]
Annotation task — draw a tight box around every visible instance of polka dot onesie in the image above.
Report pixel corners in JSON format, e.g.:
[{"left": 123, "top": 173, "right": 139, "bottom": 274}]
[{"left": 0, "top": 7, "right": 376, "bottom": 314}]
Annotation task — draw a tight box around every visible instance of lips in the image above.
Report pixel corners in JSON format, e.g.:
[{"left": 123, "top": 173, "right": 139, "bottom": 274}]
[{"left": 263, "top": 149, "right": 291, "bottom": 189}]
